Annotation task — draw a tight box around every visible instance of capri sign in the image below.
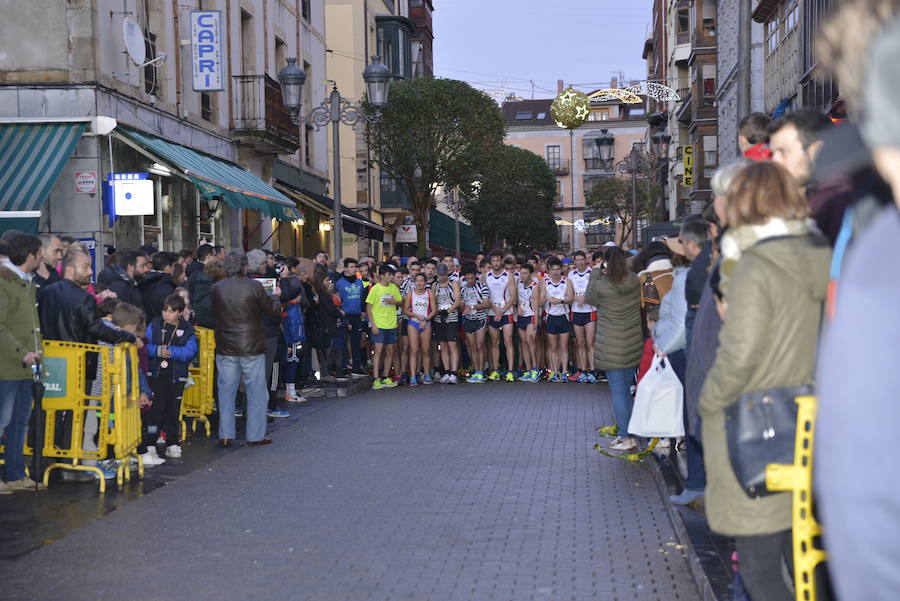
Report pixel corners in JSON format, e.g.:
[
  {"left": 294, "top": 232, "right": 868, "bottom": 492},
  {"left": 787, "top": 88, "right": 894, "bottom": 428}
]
[{"left": 191, "top": 11, "right": 223, "bottom": 91}]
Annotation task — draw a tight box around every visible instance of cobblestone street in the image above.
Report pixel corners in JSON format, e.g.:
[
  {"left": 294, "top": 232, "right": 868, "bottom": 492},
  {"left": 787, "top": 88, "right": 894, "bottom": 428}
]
[{"left": 3, "top": 382, "right": 698, "bottom": 601}]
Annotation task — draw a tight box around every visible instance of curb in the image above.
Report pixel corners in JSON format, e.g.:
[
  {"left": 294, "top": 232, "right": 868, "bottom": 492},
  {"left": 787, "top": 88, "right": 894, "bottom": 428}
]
[{"left": 647, "top": 451, "right": 734, "bottom": 601}]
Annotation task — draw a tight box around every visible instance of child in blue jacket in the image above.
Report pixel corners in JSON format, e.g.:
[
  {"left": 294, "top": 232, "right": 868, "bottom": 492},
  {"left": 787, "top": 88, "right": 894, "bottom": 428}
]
[{"left": 146, "top": 293, "right": 198, "bottom": 460}]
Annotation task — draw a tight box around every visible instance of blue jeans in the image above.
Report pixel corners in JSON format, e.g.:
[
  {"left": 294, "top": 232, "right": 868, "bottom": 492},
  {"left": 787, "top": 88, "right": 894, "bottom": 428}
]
[
  {"left": 606, "top": 368, "right": 637, "bottom": 436},
  {"left": 216, "top": 354, "right": 268, "bottom": 442},
  {"left": 0, "top": 379, "right": 33, "bottom": 481}
]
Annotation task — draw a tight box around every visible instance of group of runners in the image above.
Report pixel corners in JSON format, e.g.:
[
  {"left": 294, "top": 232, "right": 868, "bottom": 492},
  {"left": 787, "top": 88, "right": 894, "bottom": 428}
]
[{"left": 360, "top": 247, "right": 611, "bottom": 389}]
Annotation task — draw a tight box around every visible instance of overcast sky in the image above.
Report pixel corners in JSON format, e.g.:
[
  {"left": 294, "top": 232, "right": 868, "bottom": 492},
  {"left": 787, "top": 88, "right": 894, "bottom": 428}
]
[{"left": 432, "top": 0, "right": 654, "bottom": 101}]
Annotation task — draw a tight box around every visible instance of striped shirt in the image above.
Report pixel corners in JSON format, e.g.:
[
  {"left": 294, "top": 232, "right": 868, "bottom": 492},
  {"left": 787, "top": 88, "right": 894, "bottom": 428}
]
[{"left": 461, "top": 280, "right": 490, "bottom": 321}]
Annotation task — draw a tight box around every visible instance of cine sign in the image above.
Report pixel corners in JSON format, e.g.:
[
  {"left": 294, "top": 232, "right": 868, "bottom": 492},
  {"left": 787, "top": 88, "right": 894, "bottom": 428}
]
[
  {"left": 683, "top": 145, "right": 694, "bottom": 186},
  {"left": 191, "top": 11, "right": 223, "bottom": 91}
]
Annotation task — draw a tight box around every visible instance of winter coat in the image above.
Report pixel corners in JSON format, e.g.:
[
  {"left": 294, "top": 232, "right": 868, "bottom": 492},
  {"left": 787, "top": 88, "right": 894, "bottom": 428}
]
[
  {"left": 210, "top": 275, "right": 281, "bottom": 356},
  {"left": 138, "top": 271, "right": 175, "bottom": 322},
  {"left": 699, "top": 233, "right": 830, "bottom": 537},
  {"left": 145, "top": 317, "right": 198, "bottom": 382},
  {"left": 652, "top": 267, "right": 688, "bottom": 354},
  {"left": 98, "top": 264, "right": 143, "bottom": 310},
  {"left": 583, "top": 270, "right": 643, "bottom": 370},
  {"left": 684, "top": 280, "right": 722, "bottom": 440},
  {"left": 0, "top": 264, "right": 41, "bottom": 380},
  {"left": 187, "top": 268, "right": 215, "bottom": 329}
]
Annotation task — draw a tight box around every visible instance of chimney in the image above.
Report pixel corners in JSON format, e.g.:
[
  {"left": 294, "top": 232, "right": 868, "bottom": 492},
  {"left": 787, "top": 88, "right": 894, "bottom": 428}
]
[
  {"left": 557, "top": 79, "right": 564, "bottom": 93},
  {"left": 610, "top": 77, "right": 618, "bottom": 89}
]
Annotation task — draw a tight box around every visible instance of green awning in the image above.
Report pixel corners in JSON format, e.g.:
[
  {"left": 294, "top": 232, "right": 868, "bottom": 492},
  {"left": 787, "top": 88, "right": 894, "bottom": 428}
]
[
  {"left": 117, "top": 127, "right": 303, "bottom": 222},
  {"left": 0, "top": 122, "right": 87, "bottom": 215}
]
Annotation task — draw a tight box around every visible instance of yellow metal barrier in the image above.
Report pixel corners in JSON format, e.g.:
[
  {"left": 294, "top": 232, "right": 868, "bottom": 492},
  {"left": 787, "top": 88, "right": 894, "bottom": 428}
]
[
  {"left": 39, "top": 340, "right": 144, "bottom": 493},
  {"left": 179, "top": 326, "right": 215, "bottom": 440},
  {"left": 766, "top": 395, "right": 828, "bottom": 601}
]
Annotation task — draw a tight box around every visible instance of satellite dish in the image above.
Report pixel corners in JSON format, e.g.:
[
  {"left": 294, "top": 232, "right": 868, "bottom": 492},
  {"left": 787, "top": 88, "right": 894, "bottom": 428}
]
[{"left": 123, "top": 16, "right": 146, "bottom": 66}]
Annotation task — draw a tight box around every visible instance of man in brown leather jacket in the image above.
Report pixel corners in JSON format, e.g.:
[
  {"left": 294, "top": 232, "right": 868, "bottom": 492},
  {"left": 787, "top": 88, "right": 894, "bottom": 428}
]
[{"left": 211, "top": 251, "right": 281, "bottom": 446}]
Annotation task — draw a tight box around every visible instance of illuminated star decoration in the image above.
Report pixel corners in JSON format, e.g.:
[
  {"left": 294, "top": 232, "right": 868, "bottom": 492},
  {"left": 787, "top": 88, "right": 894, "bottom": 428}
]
[{"left": 551, "top": 87, "right": 592, "bottom": 130}]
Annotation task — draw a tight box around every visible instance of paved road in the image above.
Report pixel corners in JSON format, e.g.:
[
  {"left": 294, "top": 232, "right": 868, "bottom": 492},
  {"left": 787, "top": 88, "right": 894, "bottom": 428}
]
[{"left": 4, "top": 382, "right": 698, "bottom": 601}]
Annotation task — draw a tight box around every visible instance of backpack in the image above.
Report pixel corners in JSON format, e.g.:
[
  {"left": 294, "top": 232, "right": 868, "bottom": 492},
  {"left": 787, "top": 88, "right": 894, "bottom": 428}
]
[
  {"left": 640, "top": 269, "right": 674, "bottom": 309},
  {"left": 282, "top": 303, "right": 305, "bottom": 345}
]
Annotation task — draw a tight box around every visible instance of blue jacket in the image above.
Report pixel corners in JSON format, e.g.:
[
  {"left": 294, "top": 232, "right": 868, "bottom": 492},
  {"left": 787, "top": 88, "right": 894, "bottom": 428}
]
[
  {"left": 335, "top": 276, "right": 364, "bottom": 315},
  {"left": 282, "top": 303, "right": 305, "bottom": 345},
  {"left": 146, "top": 317, "right": 198, "bottom": 382},
  {"left": 653, "top": 266, "right": 688, "bottom": 355}
]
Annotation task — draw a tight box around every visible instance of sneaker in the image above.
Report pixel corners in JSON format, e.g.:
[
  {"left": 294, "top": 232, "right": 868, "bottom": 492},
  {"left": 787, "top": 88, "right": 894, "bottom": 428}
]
[
  {"left": 577, "top": 372, "right": 589, "bottom": 383},
  {"left": 466, "top": 372, "right": 479, "bottom": 383},
  {"left": 585, "top": 372, "right": 597, "bottom": 383},
  {"left": 474, "top": 371, "right": 486, "bottom": 383},
  {"left": 608, "top": 437, "right": 637, "bottom": 452},
  {"left": 350, "top": 370, "right": 369, "bottom": 379},
  {"left": 567, "top": 370, "right": 582, "bottom": 382},
  {"left": 285, "top": 393, "right": 307, "bottom": 403},
  {"left": 669, "top": 488, "right": 705, "bottom": 506},
  {"left": 448, "top": 374, "right": 458, "bottom": 385},
  {"left": 409, "top": 375, "right": 418, "bottom": 387},
  {"left": 518, "top": 371, "right": 532, "bottom": 382},
  {"left": 597, "top": 424, "right": 620, "bottom": 437},
  {"left": 165, "top": 444, "right": 183, "bottom": 458},
  {"left": 382, "top": 378, "right": 398, "bottom": 388},
  {"left": 267, "top": 409, "right": 290, "bottom": 419},
  {"left": 372, "top": 378, "right": 384, "bottom": 390},
  {"left": 140, "top": 450, "right": 166, "bottom": 467},
  {"left": 504, "top": 372, "right": 514, "bottom": 383},
  {"left": 6, "top": 477, "right": 47, "bottom": 491},
  {"left": 487, "top": 370, "right": 500, "bottom": 381},
  {"left": 422, "top": 374, "right": 434, "bottom": 385},
  {"left": 548, "top": 371, "right": 558, "bottom": 383},
  {"left": 92, "top": 466, "right": 117, "bottom": 481},
  {"left": 439, "top": 373, "right": 451, "bottom": 384},
  {"left": 529, "top": 370, "right": 541, "bottom": 382},
  {"left": 599, "top": 371, "right": 608, "bottom": 383},
  {"left": 399, "top": 373, "right": 410, "bottom": 386}
]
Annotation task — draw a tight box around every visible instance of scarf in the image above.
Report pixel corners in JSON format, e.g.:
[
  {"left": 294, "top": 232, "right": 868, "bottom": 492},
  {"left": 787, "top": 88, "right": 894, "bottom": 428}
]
[{"left": 718, "top": 217, "right": 814, "bottom": 297}]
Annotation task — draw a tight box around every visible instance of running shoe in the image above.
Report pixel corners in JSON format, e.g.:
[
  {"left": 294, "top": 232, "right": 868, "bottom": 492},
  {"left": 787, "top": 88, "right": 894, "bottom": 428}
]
[
  {"left": 422, "top": 374, "right": 434, "bottom": 385},
  {"left": 567, "top": 370, "right": 582, "bottom": 382},
  {"left": 440, "top": 373, "right": 451, "bottom": 384},
  {"left": 267, "top": 409, "right": 290, "bottom": 419},
  {"left": 372, "top": 378, "right": 384, "bottom": 390},
  {"left": 409, "top": 375, "right": 419, "bottom": 387},
  {"left": 608, "top": 436, "right": 637, "bottom": 452},
  {"left": 448, "top": 374, "right": 458, "bottom": 385},
  {"left": 505, "top": 372, "right": 515, "bottom": 383},
  {"left": 487, "top": 370, "right": 501, "bottom": 381},
  {"left": 585, "top": 372, "right": 597, "bottom": 384},
  {"left": 577, "top": 372, "right": 589, "bottom": 383},
  {"left": 382, "top": 378, "right": 398, "bottom": 388},
  {"left": 548, "top": 371, "right": 558, "bottom": 383},
  {"left": 518, "top": 371, "right": 532, "bottom": 382},
  {"left": 399, "top": 373, "right": 410, "bottom": 386},
  {"left": 466, "top": 372, "right": 480, "bottom": 384},
  {"left": 473, "top": 371, "right": 486, "bottom": 383},
  {"left": 530, "top": 370, "right": 541, "bottom": 382}
]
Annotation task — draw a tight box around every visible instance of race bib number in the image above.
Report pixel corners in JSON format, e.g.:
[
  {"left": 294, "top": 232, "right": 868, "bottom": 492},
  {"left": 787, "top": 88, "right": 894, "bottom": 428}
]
[
  {"left": 439, "top": 302, "right": 451, "bottom": 311},
  {"left": 381, "top": 295, "right": 393, "bottom": 307}
]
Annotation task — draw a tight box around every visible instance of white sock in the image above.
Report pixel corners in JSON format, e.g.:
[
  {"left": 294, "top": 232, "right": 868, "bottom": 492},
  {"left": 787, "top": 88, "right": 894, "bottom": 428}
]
[{"left": 286, "top": 383, "right": 296, "bottom": 396}]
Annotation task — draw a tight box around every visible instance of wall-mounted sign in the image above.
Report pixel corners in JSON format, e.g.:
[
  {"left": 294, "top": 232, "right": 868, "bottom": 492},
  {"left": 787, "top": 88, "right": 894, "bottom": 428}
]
[
  {"left": 191, "top": 11, "right": 224, "bottom": 91},
  {"left": 74, "top": 171, "right": 97, "bottom": 194},
  {"left": 109, "top": 172, "right": 154, "bottom": 216},
  {"left": 395, "top": 224, "right": 417, "bottom": 243},
  {"left": 683, "top": 145, "right": 694, "bottom": 186}
]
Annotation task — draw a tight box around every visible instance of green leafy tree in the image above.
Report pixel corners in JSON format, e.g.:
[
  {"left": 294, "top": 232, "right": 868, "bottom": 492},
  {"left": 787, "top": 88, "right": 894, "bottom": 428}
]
[
  {"left": 461, "top": 145, "right": 558, "bottom": 254},
  {"left": 365, "top": 78, "right": 505, "bottom": 257},
  {"left": 586, "top": 175, "right": 663, "bottom": 247}
]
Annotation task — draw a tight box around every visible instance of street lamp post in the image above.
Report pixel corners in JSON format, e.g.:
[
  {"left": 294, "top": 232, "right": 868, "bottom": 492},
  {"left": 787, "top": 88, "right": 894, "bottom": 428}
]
[
  {"left": 594, "top": 127, "right": 670, "bottom": 250},
  {"left": 278, "top": 58, "right": 391, "bottom": 267}
]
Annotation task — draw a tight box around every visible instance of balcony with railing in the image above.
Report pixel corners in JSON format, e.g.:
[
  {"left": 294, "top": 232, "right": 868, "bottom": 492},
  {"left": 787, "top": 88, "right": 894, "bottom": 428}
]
[
  {"left": 584, "top": 157, "right": 611, "bottom": 171},
  {"left": 231, "top": 74, "right": 301, "bottom": 154},
  {"left": 553, "top": 193, "right": 565, "bottom": 209},
  {"left": 546, "top": 158, "right": 570, "bottom": 175}
]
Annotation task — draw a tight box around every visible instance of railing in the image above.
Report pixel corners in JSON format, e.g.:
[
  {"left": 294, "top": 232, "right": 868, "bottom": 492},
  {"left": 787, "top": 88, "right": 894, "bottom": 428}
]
[
  {"left": 584, "top": 158, "right": 610, "bottom": 171},
  {"left": 553, "top": 193, "right": 565, "bottom": 208},
  {"left": 231, "top": 74, "right": 300, "bottom": 150},
  {"left": 546, "top": 158, "right": 570, "bottom": 175}
]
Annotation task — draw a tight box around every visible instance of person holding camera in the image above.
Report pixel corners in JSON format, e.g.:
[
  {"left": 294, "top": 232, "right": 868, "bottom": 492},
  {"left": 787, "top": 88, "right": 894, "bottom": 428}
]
[{"left": 432, "top": 263, "right": 461, "bottom": 384}]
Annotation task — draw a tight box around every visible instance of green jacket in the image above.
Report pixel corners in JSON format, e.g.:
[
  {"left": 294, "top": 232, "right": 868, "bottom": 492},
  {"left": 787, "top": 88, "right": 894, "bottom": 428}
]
[
  {"left": 583, "top": 270, "right": 643, "bottom": 370},
  {"left": 699, "top": 234, "right": 830, "bottom": 536},
  {"left": 0, "top": 264, "right": 42, "bottom": 380}
]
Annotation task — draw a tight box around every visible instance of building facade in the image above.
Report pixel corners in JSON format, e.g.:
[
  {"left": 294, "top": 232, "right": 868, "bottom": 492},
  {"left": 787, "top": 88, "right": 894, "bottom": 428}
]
[
  {"left": 0, "top": 0, "right": 336, "bottom": 260},
  {"left": 503, "top": 96, "right": 649, "bottom": 251}
]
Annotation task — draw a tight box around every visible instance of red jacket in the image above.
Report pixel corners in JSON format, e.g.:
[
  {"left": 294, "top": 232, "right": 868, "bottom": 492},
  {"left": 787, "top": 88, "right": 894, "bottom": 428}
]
[{"left": 637, "top": 336, "right": 655, "bottom": 385}]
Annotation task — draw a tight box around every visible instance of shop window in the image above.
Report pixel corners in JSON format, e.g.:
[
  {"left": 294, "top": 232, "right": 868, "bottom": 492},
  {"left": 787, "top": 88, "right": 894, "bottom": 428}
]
[
  {"left": 703, "top": 135, "right": 718, "bottom": 169},
  {"left": 201, "top": 92, "right": 215, "bottom": 123},
  {"left": 588, "top": 110, "right": 609, "bottom": 121},
  {"left": 702, "top": 63, "right": 716, "bottom": 106}
]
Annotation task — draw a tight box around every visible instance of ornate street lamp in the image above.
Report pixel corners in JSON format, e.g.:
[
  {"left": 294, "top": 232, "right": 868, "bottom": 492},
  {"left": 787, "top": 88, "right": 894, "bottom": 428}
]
[
  {"left": 278, "top": 57, "right": 391, "bottom": 265},
  {"left": 277, "top": 57, "right": 307, "bottom": 125},
  {"left": 650, "top": 130, "right": 672, "bottom": 157},
  {"left": 594, "top": 128, "right": 615, "bottom": 167}
]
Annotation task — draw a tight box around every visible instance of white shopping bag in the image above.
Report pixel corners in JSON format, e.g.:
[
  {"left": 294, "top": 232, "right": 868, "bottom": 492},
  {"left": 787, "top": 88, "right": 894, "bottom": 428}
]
[{"left": 628, "top": 354, "right": 685, "bottom": 438}]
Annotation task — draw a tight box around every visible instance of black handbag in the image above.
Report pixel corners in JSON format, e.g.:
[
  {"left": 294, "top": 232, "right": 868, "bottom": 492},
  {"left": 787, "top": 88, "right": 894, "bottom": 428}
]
[{"left": 724, "top": 385, "right": 814, "bottom": 498}]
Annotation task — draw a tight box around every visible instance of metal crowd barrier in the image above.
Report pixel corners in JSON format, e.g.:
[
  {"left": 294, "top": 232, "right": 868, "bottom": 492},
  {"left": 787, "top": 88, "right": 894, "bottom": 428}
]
[
  {"left": 766, "top": 395, "right": 828, "bottom": 601},
  {"left": 179, "top": 326, "right": 215, "bottom": 440},
  {"left": 39, "top": 340, "right": 144, "bottom": 493}
]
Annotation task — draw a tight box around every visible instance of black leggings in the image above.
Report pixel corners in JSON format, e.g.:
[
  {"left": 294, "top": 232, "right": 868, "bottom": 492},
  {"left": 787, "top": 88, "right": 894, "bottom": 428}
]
[{"left": 734, "top": 530, "right": 794, "bottom": 601}]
